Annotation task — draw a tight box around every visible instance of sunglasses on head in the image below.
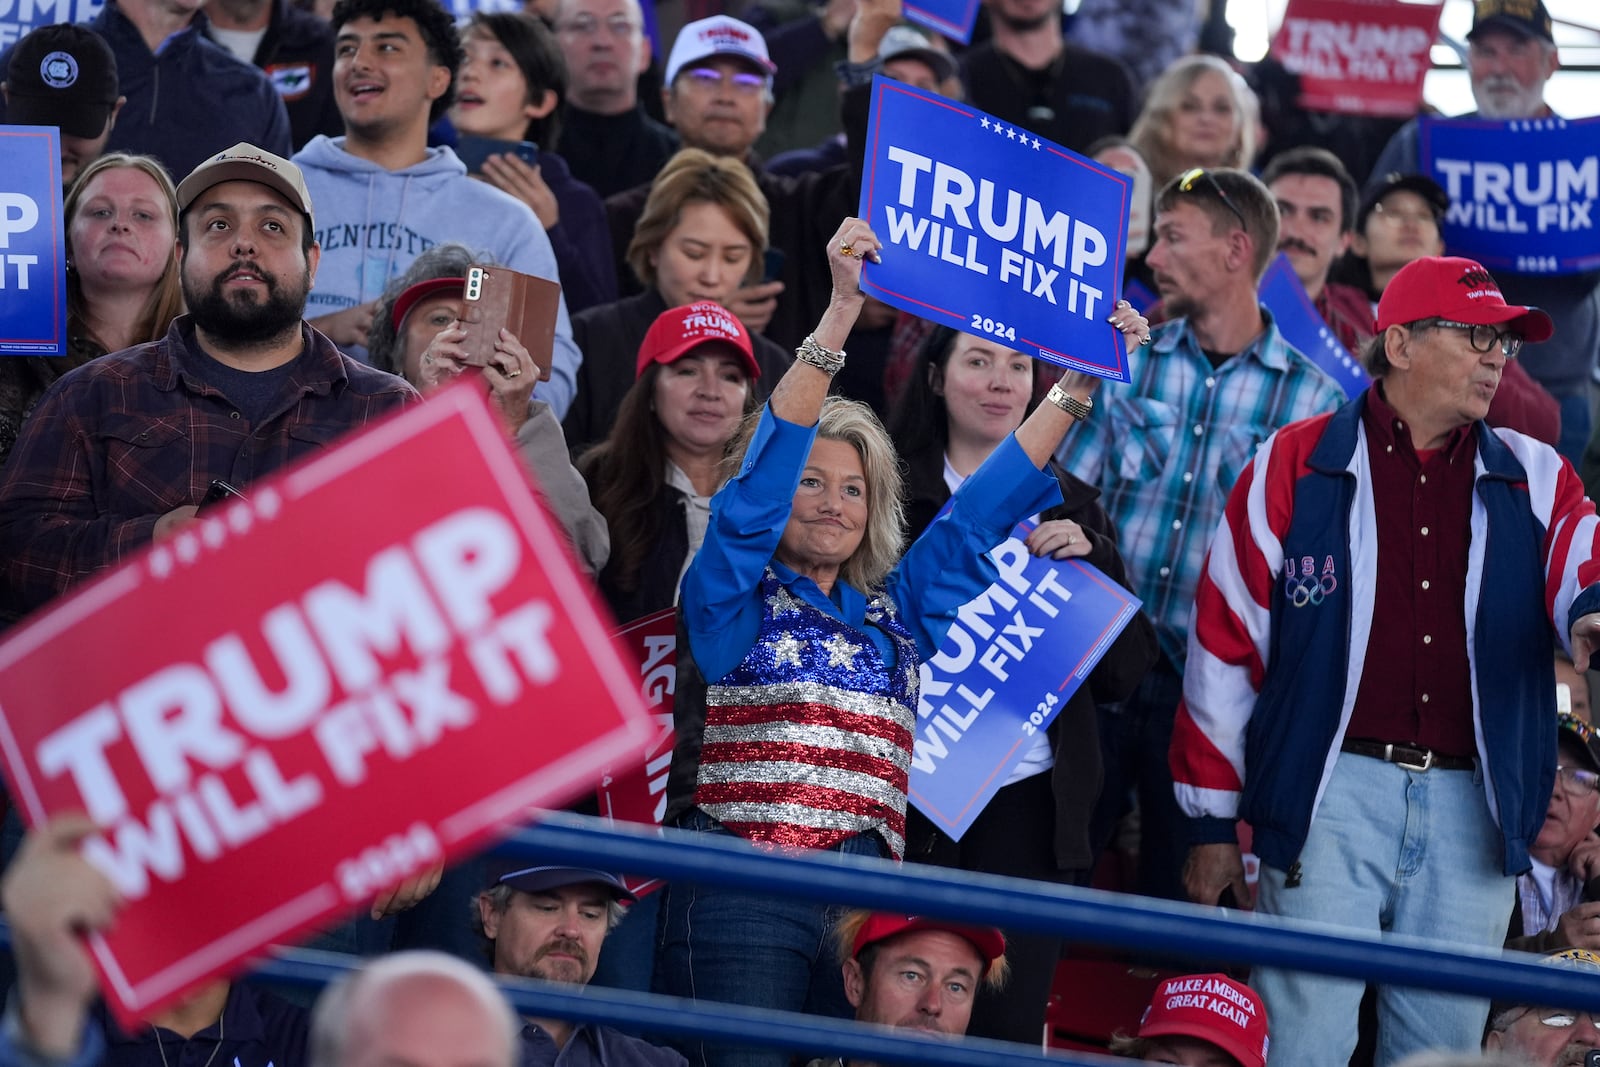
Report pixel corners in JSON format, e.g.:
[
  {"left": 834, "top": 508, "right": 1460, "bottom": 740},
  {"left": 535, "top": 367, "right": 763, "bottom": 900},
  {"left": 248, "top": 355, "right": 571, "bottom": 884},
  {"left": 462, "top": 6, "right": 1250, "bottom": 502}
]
[{"left": 1177, "top": 167, "right": 1247, "bottom": 230}]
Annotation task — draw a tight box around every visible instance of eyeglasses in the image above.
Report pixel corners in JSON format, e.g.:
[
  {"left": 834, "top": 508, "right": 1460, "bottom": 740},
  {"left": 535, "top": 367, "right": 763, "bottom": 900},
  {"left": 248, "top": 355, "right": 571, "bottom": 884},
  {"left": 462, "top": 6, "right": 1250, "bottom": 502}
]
[
  {"left": 1502, "top": 1008, "right": 1600, "bottom": 1030},
  {"left": 1427, "top": 318, "right": 1524, "bottom": 359},
  {"left": 1177, "top": 167, "right": 1247, "bottom": 231},
  {"left": 680, "top": 66, "right": 769, "bottom": 95},
  {"left": 1556, "top": 765, "right": 1600, "bottom": 796},
  {"left": 554, "top": 14, "right": 638, "bottom": 37}
]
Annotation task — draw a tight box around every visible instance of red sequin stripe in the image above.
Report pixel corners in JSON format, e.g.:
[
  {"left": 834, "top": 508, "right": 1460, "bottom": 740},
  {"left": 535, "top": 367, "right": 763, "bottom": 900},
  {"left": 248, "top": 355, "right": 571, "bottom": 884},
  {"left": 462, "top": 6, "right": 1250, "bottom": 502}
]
[
  {"left": 718, "top": 821, "right": 856, "bottom": 853},
  {"left": 698, "top": 740, "right": 906, "bottom": 784},
  {"left": 708, "top": 701, "right": 913, "bottom": 746}
]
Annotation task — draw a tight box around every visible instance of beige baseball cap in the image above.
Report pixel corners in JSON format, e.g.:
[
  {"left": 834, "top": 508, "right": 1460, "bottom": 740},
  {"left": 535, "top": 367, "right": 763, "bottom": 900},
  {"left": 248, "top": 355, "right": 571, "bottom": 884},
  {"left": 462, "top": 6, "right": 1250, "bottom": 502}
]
[{"left": 176, "top": 142, "right": 315, "bottom": 229}]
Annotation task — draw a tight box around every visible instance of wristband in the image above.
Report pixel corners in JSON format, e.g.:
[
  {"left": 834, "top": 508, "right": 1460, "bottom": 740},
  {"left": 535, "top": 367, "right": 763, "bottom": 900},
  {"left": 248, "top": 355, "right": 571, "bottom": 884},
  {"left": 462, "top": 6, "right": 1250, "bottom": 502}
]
[
  {"left": 1046, "top": 382, "right": 1093, "bottom": 422},
  {"left": 796, "top": 334, "right": 846, "bottom": 376}
]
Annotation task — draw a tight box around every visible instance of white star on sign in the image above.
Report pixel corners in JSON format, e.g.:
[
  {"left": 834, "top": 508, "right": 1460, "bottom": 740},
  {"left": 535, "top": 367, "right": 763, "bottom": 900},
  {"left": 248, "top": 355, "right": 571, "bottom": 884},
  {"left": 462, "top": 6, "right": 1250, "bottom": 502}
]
[
  {"left": 769, "top": 634, "right": 804, "bottom": 668},
  {"left": 980, "top": 116, "right": 991, "bottom": 129},
  {"left": 823, "top": 633, "right": 862, "bottom": 669},
  {"left": 1031, "top": 137, "right": 1041, "bottom": 150},
  {"left": 992, "top": 122, "right": 1006, "bottom": 136},
  {"left": 1005, "top": 127, "right": 1017, "bottom": 140}
]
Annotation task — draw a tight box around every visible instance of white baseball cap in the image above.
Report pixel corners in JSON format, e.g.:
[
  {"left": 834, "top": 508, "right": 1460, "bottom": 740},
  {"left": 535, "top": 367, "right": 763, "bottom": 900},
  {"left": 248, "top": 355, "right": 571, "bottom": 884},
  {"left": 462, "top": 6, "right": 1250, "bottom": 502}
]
[{"left": 664, "top": 15, "right": 776, "bottom": 87}]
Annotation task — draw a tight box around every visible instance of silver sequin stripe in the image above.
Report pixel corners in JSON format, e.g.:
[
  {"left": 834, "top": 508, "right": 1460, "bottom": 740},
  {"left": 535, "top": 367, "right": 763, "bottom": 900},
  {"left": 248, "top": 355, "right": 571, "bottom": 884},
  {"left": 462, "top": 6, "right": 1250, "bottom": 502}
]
[
  {"left": 695, "top": 759, "right": 905, "bottom": 801},
  {"left": 701, "top": 800, "right": 905, "bottom": 859},
  {"left": 708, "top": 681, "right": 915, "bottom": 732},
  {"left": 701, "top": 722, "right": 911, "bottom": 768}
]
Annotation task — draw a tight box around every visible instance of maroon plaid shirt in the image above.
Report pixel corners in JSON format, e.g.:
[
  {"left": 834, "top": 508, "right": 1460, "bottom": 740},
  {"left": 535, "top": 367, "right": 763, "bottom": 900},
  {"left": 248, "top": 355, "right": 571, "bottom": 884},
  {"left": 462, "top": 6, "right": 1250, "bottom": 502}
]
[{"left": 0, "top": 316, "right": 419, "bottom": 624}]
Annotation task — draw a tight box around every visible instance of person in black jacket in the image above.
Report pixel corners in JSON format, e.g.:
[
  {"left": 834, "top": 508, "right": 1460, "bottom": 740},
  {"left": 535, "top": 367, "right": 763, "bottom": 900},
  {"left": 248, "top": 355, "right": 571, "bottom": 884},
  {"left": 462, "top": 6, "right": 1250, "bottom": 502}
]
[
  {"left": 205, "top": 0, "right": 343, "bottom": 150},
  {"left": 887, "top": 324, "right": 1158, "bottom": 1047}
]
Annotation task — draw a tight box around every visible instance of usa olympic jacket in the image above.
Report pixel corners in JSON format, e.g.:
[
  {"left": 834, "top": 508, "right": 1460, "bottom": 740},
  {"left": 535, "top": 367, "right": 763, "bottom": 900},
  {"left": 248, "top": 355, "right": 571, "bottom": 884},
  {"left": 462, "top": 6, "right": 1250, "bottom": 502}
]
[{"left": 1171, "top": 393, "right": 1600, "bottom": 877}]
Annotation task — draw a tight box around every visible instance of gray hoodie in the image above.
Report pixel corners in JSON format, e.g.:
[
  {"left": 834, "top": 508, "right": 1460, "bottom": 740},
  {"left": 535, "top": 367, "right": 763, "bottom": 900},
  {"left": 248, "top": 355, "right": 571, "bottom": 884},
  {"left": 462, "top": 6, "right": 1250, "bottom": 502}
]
[{"left": 293, "top": 135, "right": 580, "bottom": 418}]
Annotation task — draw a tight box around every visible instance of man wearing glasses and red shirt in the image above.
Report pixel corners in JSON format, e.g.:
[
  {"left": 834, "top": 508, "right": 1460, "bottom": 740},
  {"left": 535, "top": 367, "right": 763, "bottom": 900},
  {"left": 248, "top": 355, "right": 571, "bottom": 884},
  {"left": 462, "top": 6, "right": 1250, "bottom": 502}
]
[
  {"left": 1508, "top": 713, "right": 1600, "bottom": 955},
  {"left": 1175, "top": 254, "right": 1600, "bottom": 1063}
]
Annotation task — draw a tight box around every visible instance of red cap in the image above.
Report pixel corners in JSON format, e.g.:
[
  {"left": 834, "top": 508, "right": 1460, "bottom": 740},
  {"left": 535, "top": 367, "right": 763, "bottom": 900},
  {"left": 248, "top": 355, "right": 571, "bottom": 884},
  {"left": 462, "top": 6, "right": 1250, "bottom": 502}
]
[
  {"left": 391, "top": 276, "right": 465, "bottom": 331},
  {"left": 850, "top": 914, "right": 1006, "bottom": 968},
  {"left": 1138, "top": 974, "right": 1269, "bottom": 1067},
  {"left": 1375, "top": 256, "right": 1553, "bottom": 343},
  {"left": 636, "top": 301, "right": 758, "bottom": 379}
]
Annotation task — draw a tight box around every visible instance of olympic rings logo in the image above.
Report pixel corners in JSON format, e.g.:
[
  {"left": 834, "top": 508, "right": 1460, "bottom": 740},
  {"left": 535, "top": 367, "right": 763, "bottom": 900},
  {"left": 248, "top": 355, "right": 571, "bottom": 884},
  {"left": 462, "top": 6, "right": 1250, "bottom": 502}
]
[{"left": 1283, "top": 555, "right": 1339, "bottom": 608}]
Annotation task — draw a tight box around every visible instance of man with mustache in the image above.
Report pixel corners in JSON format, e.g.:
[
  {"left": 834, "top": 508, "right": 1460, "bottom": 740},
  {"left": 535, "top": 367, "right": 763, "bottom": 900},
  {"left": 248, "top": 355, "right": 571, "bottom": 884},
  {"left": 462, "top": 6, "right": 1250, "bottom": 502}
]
[
  {"left": 0, "top": 142, "right": 418, "bottom": 626},
  {"left": 1484, "top": 949, "right": 1600, "bottom": 1067},
  {"left": 476, "top": 865, "right": 687, "bottom": 1067},
  {"left": 1260, "top": 146, "right": 1372, "bottom": 357},
  {"left": 1366, "top": 0, "right": 1598, "bottom": 466}
]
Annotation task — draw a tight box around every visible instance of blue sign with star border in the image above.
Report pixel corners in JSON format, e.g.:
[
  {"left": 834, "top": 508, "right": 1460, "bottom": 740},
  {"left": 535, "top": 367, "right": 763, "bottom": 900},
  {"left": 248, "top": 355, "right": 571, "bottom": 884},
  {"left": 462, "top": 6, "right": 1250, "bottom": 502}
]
[
  {"left": 0, "top": 125, "right": 67, "bottom": 357},
  {"left": 1258, "top": 254, "right": 1369, "bottom": 400},
  {"left": 858, "top": 76, "right": 1134, "bottom": 383},
  {"left": 907, "top": 521, "right": 1141, "bottom": 840}
]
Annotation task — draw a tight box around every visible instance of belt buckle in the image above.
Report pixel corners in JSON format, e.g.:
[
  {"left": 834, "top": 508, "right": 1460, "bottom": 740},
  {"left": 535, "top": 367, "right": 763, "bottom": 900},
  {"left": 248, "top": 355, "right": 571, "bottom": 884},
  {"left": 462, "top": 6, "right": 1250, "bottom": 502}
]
[{"left": 1388, "top": 744, "right": 1433, "bottom": 772}]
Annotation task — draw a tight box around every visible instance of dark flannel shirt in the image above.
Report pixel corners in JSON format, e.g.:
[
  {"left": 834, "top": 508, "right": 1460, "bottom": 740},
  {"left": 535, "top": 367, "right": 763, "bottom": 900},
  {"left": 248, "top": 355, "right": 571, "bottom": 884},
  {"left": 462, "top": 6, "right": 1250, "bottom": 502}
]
[
  {"left": 102, "top": 983, "right": 308, "bottom": 1067},
  {"left": 0, "top": 316, "right": 418, "bottom": 625},
  {"left": 1347, "top": 383, "right": 1478, "bottom": 756}
]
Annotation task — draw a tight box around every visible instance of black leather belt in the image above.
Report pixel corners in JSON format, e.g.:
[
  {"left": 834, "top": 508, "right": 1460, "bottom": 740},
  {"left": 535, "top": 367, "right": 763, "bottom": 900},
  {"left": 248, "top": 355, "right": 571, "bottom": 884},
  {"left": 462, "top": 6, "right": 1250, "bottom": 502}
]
[{"left": 1340, "top": 738, "right": 1475, "bottom": 771}]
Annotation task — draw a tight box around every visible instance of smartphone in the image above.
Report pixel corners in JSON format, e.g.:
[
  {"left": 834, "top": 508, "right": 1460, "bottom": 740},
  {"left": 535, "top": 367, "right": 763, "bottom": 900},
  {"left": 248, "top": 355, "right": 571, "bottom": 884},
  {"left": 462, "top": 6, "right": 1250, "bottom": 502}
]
[
  {"left": 454, "top": 135, "right": 538, "bottom": 175},
  {"left": 763, "top": 247, "right": 786, "bottom": 283},
  {"left": 199, "top": 478, "right": 247, "bottom": 511}
]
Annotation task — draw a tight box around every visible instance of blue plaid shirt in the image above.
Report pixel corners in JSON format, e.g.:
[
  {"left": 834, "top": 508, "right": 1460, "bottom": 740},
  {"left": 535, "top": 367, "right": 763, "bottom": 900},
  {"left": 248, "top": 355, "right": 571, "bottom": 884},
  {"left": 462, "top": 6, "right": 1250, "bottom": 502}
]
[{"left": 1055, "top": 308, "right": 1346, "bottom": 664}]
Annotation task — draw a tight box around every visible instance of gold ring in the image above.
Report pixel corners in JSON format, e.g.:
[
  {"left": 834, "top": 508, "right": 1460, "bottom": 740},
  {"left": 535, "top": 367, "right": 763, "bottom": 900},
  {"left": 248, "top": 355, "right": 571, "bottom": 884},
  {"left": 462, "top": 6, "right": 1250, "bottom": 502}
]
[
  {"left": 840, "top": 242, "right": 855, "bottom": 258},
  {"left": 505, "top": 369, "right": 522, "bottom": 378}
]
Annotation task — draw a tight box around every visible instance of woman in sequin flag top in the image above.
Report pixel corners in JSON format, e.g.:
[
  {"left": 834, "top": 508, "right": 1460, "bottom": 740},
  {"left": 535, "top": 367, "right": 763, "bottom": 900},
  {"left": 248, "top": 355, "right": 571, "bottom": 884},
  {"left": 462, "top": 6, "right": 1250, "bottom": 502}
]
[{"left": 653, "top": 217, "right": 1153, "bottom": 1067}]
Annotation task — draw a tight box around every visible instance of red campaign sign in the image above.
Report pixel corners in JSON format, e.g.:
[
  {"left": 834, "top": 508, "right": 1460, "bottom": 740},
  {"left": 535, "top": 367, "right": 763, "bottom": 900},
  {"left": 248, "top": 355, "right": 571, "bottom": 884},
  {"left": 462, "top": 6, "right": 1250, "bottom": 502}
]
[
  {"left": 0, "top": 384, "right": 654, "bottom": 1026},
  {"left": 1270, "top": 0, "right": 1444, "bottom": 118},
  {"left": 594, "top": 607, "right": 677, "bottom": 898}
]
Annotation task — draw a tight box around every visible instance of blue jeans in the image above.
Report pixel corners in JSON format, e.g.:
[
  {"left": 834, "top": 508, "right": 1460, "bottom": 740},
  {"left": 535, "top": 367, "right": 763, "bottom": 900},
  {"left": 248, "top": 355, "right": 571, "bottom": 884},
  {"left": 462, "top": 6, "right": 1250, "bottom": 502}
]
[
  {"left": 1251, "top": 752, "right": 1515, "bottom": 1066},
  {"left": 654, "top": 809, "right": 884, "bottom": 1067}
]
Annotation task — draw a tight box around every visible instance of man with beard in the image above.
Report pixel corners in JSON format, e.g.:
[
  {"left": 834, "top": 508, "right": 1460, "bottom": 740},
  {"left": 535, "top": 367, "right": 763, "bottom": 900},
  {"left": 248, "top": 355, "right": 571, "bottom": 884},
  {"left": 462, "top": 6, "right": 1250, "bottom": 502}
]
[
  {"left": 0, "top": 142, "right": 417, "bottom": 626},
  {"left": 958, "top": 0, "right": 1134, "bottom": 154},
  {"left": 1366, "top": 0, "right": 1598, "bottom": 466},
  {"left": 802, "top": 911, "right": 1006, "bottom": 1067},
  {"left": 475, "top": 865, "right": 687, "bottom": 1067},
  {"left": 1055, "top": 167, "right": 1344, "bottom": 904}
]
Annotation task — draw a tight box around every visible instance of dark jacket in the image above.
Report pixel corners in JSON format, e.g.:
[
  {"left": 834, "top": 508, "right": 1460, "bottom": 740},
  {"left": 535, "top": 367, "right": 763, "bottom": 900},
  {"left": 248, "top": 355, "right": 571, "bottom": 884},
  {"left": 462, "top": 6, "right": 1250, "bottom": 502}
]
[
  {"left": 562, "top": 288, "right": 791, "bottom": 456},
  {"left": 0, "top": 2, "right": 293, "bottom": 181},
  {"left": 602, "top": 84, "right": 871, "bottom": 352},
  {"left": 207, "top": 0, "right": 342, "bottom": 151},
  {"left": 592, "top": 478, "right": 690, "bottom": 626},
  {"left": 557, "top": 103, "right": 680, "bottom": 200},
  {"left": 959, "top": 40, "right": 1135, "bottom": 155},
  {"left": 899, "top": 441, "right": 1159, "bottom": 869}
]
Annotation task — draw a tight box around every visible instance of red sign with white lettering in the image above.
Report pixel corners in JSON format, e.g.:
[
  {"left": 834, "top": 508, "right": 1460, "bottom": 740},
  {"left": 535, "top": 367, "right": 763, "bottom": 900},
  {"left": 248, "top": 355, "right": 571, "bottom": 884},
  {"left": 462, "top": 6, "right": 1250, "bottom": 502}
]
[
  {"left": 594, "top": 608, "right": 677, "bottom": 897},
  {"left": 1270, "top": 0, "right": 1443, "bottom": 118},
  {"left": 0, "top": 385, "right": 655, "bottom": 1025}
]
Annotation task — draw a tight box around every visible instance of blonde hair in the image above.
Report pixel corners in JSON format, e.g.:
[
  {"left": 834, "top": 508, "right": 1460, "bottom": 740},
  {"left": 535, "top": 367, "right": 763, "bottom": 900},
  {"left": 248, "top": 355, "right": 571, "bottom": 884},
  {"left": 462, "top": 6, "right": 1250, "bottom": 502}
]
[
  {"left": 65, "top": 153, "right": 184, "bottom": 352},
  {"left": 725, "top": 397, "right": 905, "bottom": 592},
  {"left": 1130, "top": 55, "right": 1258, "bottom": 190},
  {"left": 626, "top": 148, "right": 769, "bottom": 291}
]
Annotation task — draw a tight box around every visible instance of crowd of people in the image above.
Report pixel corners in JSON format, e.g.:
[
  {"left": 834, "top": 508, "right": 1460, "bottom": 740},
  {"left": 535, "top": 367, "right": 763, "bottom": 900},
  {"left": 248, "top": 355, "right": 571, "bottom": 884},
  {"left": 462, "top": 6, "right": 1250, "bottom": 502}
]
[{"left": 0, "top": 0, "right": 1598, "bottom": 1064}]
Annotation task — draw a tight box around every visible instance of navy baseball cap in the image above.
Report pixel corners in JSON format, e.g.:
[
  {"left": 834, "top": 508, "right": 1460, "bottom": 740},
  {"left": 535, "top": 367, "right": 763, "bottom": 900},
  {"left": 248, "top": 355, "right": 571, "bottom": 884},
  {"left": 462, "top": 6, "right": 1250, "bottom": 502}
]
[{"left": 495, "top": 865, "right": 636, "bottom": 902}]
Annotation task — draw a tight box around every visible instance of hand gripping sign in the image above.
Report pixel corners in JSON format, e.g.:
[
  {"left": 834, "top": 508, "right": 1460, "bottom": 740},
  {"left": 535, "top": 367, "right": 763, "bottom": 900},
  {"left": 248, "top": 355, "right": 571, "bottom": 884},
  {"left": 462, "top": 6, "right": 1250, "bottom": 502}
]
[
  {"left": 1269, "top": 0, "right": 1443, "bottom": 118},
  {"left": 858, "top": 76, "right": 1134, "bottom": 383},
  {"left": 0, "top": 383, "right": 655, "bottom": 1026},
  {"left": 0, "top": 126, "right": 67, "bottom": 356},
  {"left": 908, "top": 521, "right": 1141, "bottom": 840},
  {"left": 1420, "top": 115, "right": 1600, "bottom": 276}
]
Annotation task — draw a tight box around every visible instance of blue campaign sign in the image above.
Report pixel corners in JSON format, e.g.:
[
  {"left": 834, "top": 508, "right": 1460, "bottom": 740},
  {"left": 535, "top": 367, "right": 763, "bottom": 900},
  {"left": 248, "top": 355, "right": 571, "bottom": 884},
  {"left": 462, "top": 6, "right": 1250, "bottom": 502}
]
[
  {"left": 908, "top": 523, "right": 1141, "bottom": 840},
  {"left": 1418, "top": 115, "right": 1600, "bottom": 275},
  {"left": 858, "top": 76, "right": 1133, "bottom": 382},
  {"left": 0, "top": 125, "right": 66, "bottom": 357},
  {"left": 902, "top": 0, "right": 979, "bottom": 45},
  {"left": 0, "top": 0, "right": 103, "bottom": 51},
  {"left": 1259, "top": 254, "right": 1369, "bottom": 400}
]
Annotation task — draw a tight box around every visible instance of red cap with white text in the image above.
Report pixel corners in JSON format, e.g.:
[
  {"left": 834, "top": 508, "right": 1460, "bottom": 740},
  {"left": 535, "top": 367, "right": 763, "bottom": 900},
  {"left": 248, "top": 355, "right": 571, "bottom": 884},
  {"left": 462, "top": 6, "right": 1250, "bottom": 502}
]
[
  {"left": 1138, "top": 973, "right": 1270, "bottom": 1067},
  {"left": 636, "top": 301, "right": 758, "bottom": 379},
  {"left": 1375, "top": 256, "right": 1553, "bottom": 343}
]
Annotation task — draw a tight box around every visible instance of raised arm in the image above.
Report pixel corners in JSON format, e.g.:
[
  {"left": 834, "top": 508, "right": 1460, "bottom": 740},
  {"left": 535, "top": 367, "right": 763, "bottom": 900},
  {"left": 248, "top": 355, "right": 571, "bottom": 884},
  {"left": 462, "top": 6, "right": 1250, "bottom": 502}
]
[
  {"left": 1014, "top": 300, "right": 1149, "bottom": 467},
  {"left": 766, "top": 217, "right": 877, "bottom": 427}
]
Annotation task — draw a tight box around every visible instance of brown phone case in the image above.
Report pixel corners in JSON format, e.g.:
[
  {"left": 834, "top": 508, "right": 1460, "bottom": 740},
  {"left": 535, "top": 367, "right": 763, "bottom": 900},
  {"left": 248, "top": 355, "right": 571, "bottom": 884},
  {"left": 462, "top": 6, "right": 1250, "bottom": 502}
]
[{"left": 456, "top": 265, "right": 562, "bottom": 376}]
